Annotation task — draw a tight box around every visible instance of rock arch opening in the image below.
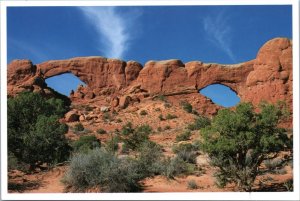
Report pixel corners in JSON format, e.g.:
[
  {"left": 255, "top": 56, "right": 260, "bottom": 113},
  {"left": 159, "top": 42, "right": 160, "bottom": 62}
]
[
  {"left": 45, "top": 73, "right": 86, "bottom": 96},
  {"left": 199, "top": 84, "right": 240, "bottom": 108}
]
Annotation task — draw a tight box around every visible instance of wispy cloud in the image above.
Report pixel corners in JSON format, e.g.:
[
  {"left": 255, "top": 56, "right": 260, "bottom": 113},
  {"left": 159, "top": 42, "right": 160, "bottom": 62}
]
[
  {"left": 78, "top": 7, "right": 141, "bottom": 59},
  {"left": 203, "top": 10, "right": 236, "bottom": 62}
]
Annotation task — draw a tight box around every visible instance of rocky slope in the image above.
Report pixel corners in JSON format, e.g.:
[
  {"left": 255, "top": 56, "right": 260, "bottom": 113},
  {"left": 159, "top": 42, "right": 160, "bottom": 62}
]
[{"left": 7, "top": 37, "right": 293, "bottom": 119}]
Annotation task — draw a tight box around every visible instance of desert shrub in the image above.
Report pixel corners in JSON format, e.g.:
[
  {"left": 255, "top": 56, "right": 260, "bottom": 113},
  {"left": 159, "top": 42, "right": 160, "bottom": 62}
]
[
  {"left": 283, "top": 179, "right": 293, "bottom": 191},
  {"left": 102, "top": 112, "right": 112, "bottom": 122},
  {"left": 121, "top": 122, "right": 134, "bottom": 135},
  {"left": 200, "top": 102, "right": 292, "bottom": 191},
  {"left": 116, "top": 118, "right": 122, "bottom": 123},
  {"left": 161, "top": 156, "right": 189, "bottom": 179},
  {"left": 122, "top": 124, "right": 152, "bottom": 151},
  {"left": 173, "top": 143, "right": 199, "bottom": 164},
  {"left": 187, "top": 116, "right": 211, "bottom": 131},
  {"left": 175, "top": 130, "right": 192, "bottom": 142},
  {"left": 7, "top": 92, "right": 71, "bottom": 170},
  {"left": 164, "top": 102, "right": 172, "bottom": 108},
  {"left": 139, "top": 110, "right": 148, "bottom": 116},
  {"left": 106, "top": 136, "right": 119, "bottom": 153},
  {"left": 74, "top": 123, "right": 84, "bottom": 132},
  {"left": 62, "top": 148, "right": 142, "bottom": 192},
  {"left": 264, "top": 158, "right": 283, "bottom": 170},
  {"left": 187, "top": 180, "right": 198, "bottom": 189},
  {"left": 181, "top": 101, "right": 193, "bottom": 113},
  {"left": 134, "top": 141, "right": 164, "bottom": 177},
  {"left": 158, "top": 114, "right": 165, "bottom": 121},
  {"left": 97, "top": 128, "right": 107, "bottom": 134},
  {"left": 164, "top": 125, "right": 171, "bottom": 130},
  {"left": 157, "top": 127, "right": 162, "bottom": 132},
  {"left": 72, "top": 135, "right": 100, "bottom": 153},
  {"left": 166, "top": 113, "right": 178, "bottom": 120},
  {"left": 156, "top": 95, "right": 167, "bottom": 102},
  {"left": 155, "top": 108, "right": 161, "bottom": 112}
]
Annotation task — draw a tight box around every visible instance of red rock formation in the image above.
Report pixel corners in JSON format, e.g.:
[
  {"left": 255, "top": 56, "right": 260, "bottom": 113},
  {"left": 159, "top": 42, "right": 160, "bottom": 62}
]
[{"left": 7, "top": 37, "right": 293, "bottom": 118}]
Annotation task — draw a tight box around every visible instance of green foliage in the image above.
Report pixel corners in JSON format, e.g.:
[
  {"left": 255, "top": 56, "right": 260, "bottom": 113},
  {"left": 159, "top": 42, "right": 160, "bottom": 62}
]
[
  {"left": 181, "top": 101, "right": 193, "bottom": 113},
  {"left": 156, "top": 95, "right": 167, "bottom": 102},
  {"left": 97, "top": 128, "right": 107, "bottom": 134},
  {"left": 8, "top": 92, "right": 70, "bottom": 169},
  {"left": 161, "top": 156, "right": 189, "bottom": 179},
  {"left": 122, "top": 124, "right": 152, "bottom": 151},
  {"left": 72, "top": 135, "right": 101, "bottom": 153},
  {"left": 164, "top": 125, "right": 171, "bottom": 130},
  {"left": 158, "top": 114, "right": 165, "bottom": 121},
  {"left": 200, "top": 102, "right": 291, "bottom": 191},
  {"left": 121, "top": 122, "right": 134, "bottom": 136},
  {"left": 139, "top": 110, "right": 148, "bottom": 116},
  {"left": 62, "top": 148, "right": 142, "bottom": 192},
  {"left": 74, "top": 123, "right": 84, "bottom": 132},
  {"left": 166, "top": 113, "right": 178, "bottom": 120},
  {"left": 187, "top": 116, "right": 211, "bottom": 131},
  {"left": 187, "top": 180, "right": 198, "bottom": 189},
  {"left": 102, "top": 112, "right": 112, "bottom": 122},
  {"left": 172, "top": 142, "right": 199, "bottom": 164},
  {"left": 175, "top": 130, "right": 192, "bottom": 142},
  {"left": 106, "top": 136, "right": 119, "bottom": 153}
]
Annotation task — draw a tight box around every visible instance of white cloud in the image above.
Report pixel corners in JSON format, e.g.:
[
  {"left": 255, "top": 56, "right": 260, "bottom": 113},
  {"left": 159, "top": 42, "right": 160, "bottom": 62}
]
[
  {"left": 78, "top": 7, "right": 140, "bottom": 59},
  {"left": 203, "top": 10, "right": 236, "bottom": 62}
]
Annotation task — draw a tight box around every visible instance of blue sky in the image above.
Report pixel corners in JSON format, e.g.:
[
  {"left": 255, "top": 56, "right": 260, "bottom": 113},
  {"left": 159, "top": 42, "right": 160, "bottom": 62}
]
[{"left": 7, "top": 5, "right": 292, "bottom": 107}]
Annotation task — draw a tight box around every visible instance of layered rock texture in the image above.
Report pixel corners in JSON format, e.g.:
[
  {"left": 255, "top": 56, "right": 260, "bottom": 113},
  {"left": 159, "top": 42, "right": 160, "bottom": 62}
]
[{"left": 7, "top": 38, "right": 293, "bottom": 117}]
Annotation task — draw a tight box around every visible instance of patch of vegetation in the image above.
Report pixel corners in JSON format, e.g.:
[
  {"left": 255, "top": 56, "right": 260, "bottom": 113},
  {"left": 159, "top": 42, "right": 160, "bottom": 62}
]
[
  {"left": 181, "top": 101, "right": 193, "bottom": 113},
  {"left": 8, "top": 92, "right": 71, "bottom": 171},
  {"left": 161, "top": 156, "right": 190, "bottom": 179},
  {"left": 74, "top": 123, "right": 84, "bottom": 132},
  {"left": 187, "top": 116, "right": 211, "bottom": 131},
  {"left": 139, "top": 110, "right": 148, "bottom": 116},
  {"left": 102, "top": 112, "right": 112, "bottom": 122},
  {"left": 158, "top": 114, "right": 165, "bottom": 121},
  {"left": 164, "top": 125, "right": 171, "bottom": 130},
  {"left": 116, "top": 118, "right": 122, "bottom": 123},
  {"left": 97, "top": 128, "right": 107, "bottom": 134},
  {"left": 200, "top": 102, "right": 292, "bottom": 191},
  {"left": 155, "top": 95, "right": 167, "bottom": 102},
  {"left": 187, "top": 180, "right": 198, "bottom": 189},
  {"left": 166, "top": 113, "right": 178, "bottom": 120},
  {"left": 172, "top": 142, "right": 199, "bottom": 164},
  {"left": 122, "top": 124, "right": 153, "bottom": 151},
  {"left": 164, "top": 102, "right": 172, "bottom": 108},
  {"left": 157, "top": 127, "right": 162, "bottom": 132},
  {"left": 175, "top": 130, "right": 192, "bottom": 142},
  {"left": 106, "top": 136, "right": 119, "bottom": 153},
  {"left": 121, "top": 122, "right": 135, "bottom": 135},
  {"left": 72, "top": 135, "right": 101, "bottom": 153},
  {"left": 62, "top": 148, "right": 143, "bottom": 192}
]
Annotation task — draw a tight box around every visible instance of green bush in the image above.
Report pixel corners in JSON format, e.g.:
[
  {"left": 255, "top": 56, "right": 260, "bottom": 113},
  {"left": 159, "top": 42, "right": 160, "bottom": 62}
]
[
  {"left": 121, "top": 122, "right": 134, "bottom": 135},
  {"left": 102, "top": 112, "right": 112, "bottom": 122},
  {"left": 187, "top": 116, "right": 211, "bottom": 131},
  {"left": 166, "top": 113, "right": 178, "bottom": 120},
  {"left": 97, "top": 128, "right": 107, "bottom": 134},
  {"left": 201, "top": 102, "right": 292, "bottom": 191},
  {"left": 122, "top": 124, "right": 152, "bottom": 151},
  {"left": 158, "top": 114, "right": 165, "bottom": 121},
  {"left": 172, "top": 143, "right": 198, "bottom": 164},
  {"left": 139, "top": 110, "right": 148, "bottom": 116},
  {"left": 187, "top": 180, "right": 198, "bottom": 189},
  {"left": 72, "top": 135, "right": 101, "bottom": 153},
  {"left": 181, "top": 101, "right": 193, "bottom": 113},
  {"left": 161, "top": 156, "right": 189, "bottom": 179},
  {"left": 156, "top": 95, "right": 167, "bottom": 102},
  {"left": 164, "top": 125, "right": 171, "bottom": 130},
  {"left": 62, "top": 148, "right": 142, "bottom": 192},
  {"left": 106, "top": 136, "right": 119, "bottom": 153},
  {"left": 175, "top": 131, "right": 192, "bottom": 142},
  {"left": 8, "top": 92, "right": 71, "bottom": 170},
  {"left": 74, "top": 123, "right": 84, "bottom": 132}
]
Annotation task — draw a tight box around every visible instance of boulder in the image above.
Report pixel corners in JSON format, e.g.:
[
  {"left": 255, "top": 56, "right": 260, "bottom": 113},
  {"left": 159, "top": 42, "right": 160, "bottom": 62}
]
[{"left": 65, "top": 111, "right": 79, "bottom": 122}]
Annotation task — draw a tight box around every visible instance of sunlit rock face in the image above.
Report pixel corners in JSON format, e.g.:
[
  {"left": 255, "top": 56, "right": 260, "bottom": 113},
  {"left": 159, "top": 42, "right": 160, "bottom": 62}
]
[{"left": 7, "top": 38, "right": 292, "bottom": 120}]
